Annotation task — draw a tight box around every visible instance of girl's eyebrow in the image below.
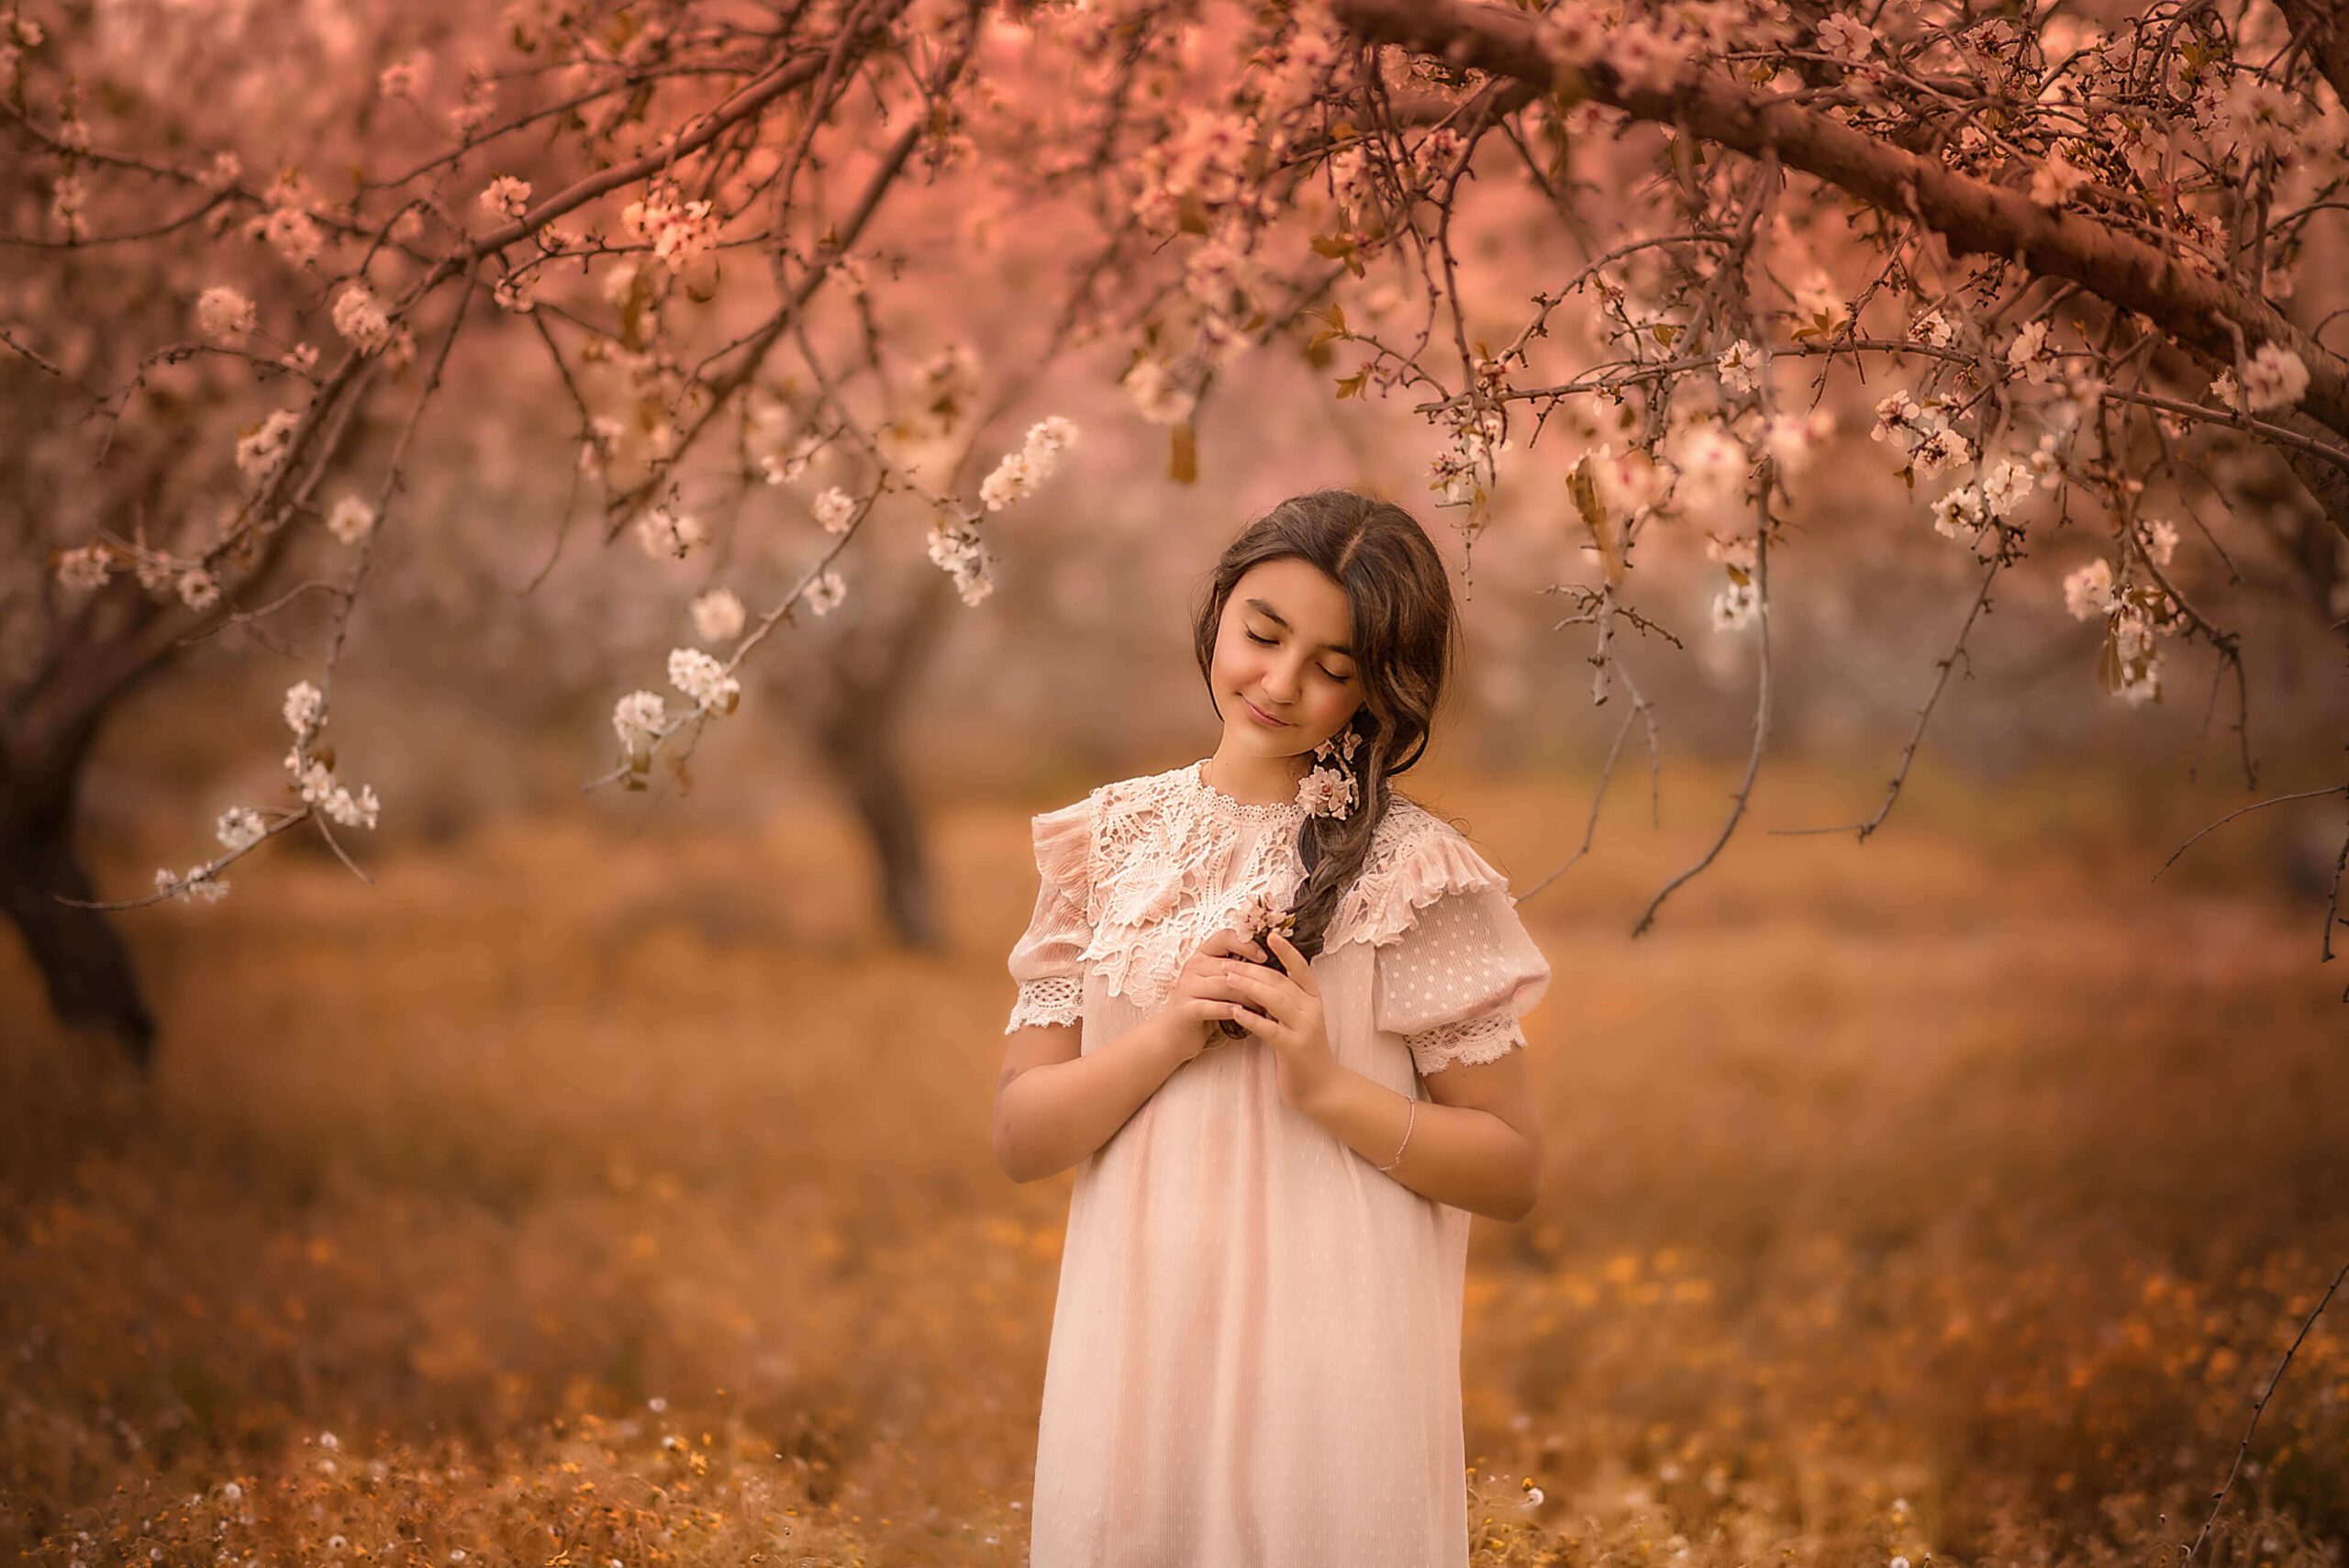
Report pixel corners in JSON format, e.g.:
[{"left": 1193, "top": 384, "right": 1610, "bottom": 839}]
[{"left": 1243, "top": 597, "right": 1353, "bottom": 659}]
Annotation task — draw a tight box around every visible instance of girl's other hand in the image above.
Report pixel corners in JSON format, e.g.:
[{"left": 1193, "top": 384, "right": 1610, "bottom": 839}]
[
  {"left": 1153, "top": 927, "right": 1271, "bottom": 1064},
  {"left": 1221, "top": 931, "right": 1339, "bottom": 1115}
]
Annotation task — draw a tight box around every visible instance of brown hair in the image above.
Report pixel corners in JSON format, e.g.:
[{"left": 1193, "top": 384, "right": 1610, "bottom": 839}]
[{"left": 1191, "top": 488, "right": 1460, "bottom": 960}]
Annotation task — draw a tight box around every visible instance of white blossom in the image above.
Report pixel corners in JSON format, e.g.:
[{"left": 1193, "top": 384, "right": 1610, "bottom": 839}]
[
  {"left": 1814, "top": 14, "right": 1876, "bottom": 62},
  {"left": 2005, "top": 318, "right": 2058, "bottom": 384},
  {"left": 57, "top": 543, "right": 113, "bottom": 592},
  {"left": 667, "top": 647, "right": 740, "bottom": 713},
  {"left": 1930, "top": 484, "right": 1986, "bottom": 539},
  {"left": 331, "top": 285, "right": 395, "bottom": 355},
  {"left": 378, "top": 58, "right": 423, "bottom": 97},
  {"left": 2142, "top": 517, "right": 2179, "bottom": 567},
  {"left": 216, "top": 807, "right": 267, "bottom": 852},
  {"left": 1908, "top": 309, "right": 1957, "bottom": 348},
  {"left": 2209, "top": 370, "right": 2241, "bottom": 411},
  {"left": 50, "top": 172, "right": 86, "bottom": 239},
  {"left": 322, "top": 784, "right": 381, "bottom": 829},
  {"left": 926, "top": 518, "right": 995, "bottom": 606},
  {"left": 2029, "top": 146, "right": 2090, "bottom": 207},
  {"left": 258, "top": 206, "right": 323, "bottom": 267},
  {"left": 1716, "top": 339, "right": 1761, "bottom": 395},
  {"left": 805, "top": 570, "right": 848, "bottom": 617},
  {"left": 635, "top": 506, "right": 709, "bottom": 560},
  {"left": 235, "top": 408, "right": 301, "bottom": 476},
  {"left": 1710, "top": 577, "right": 1760, "bottom": 631},
  {"left": 690, "top": 588, "right": 745, "bottom": 643},
  {"left": 2112, "top": 607, "right": 2163, "bottom": 705},
  {"left": 283, "top": 680, "right": 324, "bottom": 734},
  {"left": 177, "top": 570, "right": 220, "bottom": 611},
  {"left": 1667, "top": 423, "right": 1746, "bottom": 516},
  {"left": 620, "top": 184, "right": 719, "bottom": 270},
  {"left": 196, "top": 285, "right": 256, "bottom": 345},
  {"left": 2063, "top": 558, "right": 2116, "bottom": 621},
  {"left": 157, "top": 866, "right": 229, "bottom": 905},
  {"left": 980, "top": 417, "right": 1078, "bottom": 512},
  {"left": 1295, "top": 765, "right": 1355, "bottom": 820},
  {"left": 1762, "top": 409, "right": 1835, "bottom": 473},
  {"left": 1980, "top": 457, "right": 2033, "bottom": 517},
  {"left": 2240, "top": 343, "right": 2310, "bottom": 412},
  {"left": 612, "top": 690, "right": 666, "bottom": 751},
  {"left": 1122, "top": 358, "right": 1197, "bottom": 425},
  {"left": 811, "top": 487, "right": 857, "bottom": 534},
  {"left": 326, "top": 495, "right": 375, "bottom": 545},
  {"left": 479, "top": 175, "right": 532, "bottom": 221}
]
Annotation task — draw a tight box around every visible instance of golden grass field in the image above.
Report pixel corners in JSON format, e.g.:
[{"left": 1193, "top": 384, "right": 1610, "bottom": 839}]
[{"left": 3, "top": 758, "right": 2345, "bottom": 1566}]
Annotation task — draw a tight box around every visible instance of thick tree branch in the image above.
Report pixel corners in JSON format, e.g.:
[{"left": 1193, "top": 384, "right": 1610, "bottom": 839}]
[{"left": 1330, "top": 0, "right": 2349, "bottom": 541}]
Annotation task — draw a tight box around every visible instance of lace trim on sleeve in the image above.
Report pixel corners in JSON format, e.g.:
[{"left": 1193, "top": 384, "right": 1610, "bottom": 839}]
[
  {"left": 1006, "top": 974, "right": 1084, "bottom": 1034},
  {"left": 1406, "top": 1011, "right": 1525, "bottom": 1076}
]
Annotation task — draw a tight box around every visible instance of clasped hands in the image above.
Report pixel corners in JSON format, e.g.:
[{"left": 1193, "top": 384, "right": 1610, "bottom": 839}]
[{"left": 1157, "top": 926, "right": 1338, "bottom": 1115}]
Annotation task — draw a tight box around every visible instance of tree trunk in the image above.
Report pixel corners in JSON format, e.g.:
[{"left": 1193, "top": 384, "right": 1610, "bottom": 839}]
[
  {"left": 809, "top": 571, "right": 955, "bottom": 951},
  {"left": 0, "top": 743, "right": 156, "bottom": 1065}
]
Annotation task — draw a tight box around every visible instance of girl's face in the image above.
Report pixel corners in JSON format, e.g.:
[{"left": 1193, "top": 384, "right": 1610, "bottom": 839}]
[{"left": 1208, "top": 557, "right": 1364, "bottom": 762}]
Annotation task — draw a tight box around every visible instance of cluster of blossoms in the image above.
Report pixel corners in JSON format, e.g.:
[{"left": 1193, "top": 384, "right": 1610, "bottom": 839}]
[
  {"left": 811, "top": 486, "right": 857, "bottom": 534},
  {"left": 667, "top": 648, "right": 740, "bottom": 714},
  {"left": 635, "top": 505, "right": 710, "bottom": 561},
  {"left": 280, "top": 681, "right": 381, "bottom": 829},
  {"left": 1929, "top": 454, "right": 2039, "bottom": 544},
  {"left": 611, "top": 690, "right": 667, "bottom": 773},
  {"left": 926, "top": 519, "right": 994, "bottom": 606},
  {"left": 1870, "top": 391, "right": 1974, "bottom": 483},
  {"left": 1706, "top": 536, "right": 1760, "bottom": 632},
  {"left": 478, "top": 175, "right": 531, "bottom": 222},
  {"left": 331, "top": 285, "right": 395, "bottom": 355},
  {"left": 1428, "top": 408, "right": 1508, "bottom": 507},
  {"left": 235, "top": 408, "right": 302, "bottom": 479},
  {"left": 621, "top": 183, "right": 720, "bottom": 271},
  {"left": 1296, "top": 764, "right": 1355, "bottom": 820},
  {"left": 1121, "top": 356, "right": 1197, "bottom": 426},
  {"left": 979, "top": 417, "right": 1078, "bottom": 512},
  {"left": 196, "top": 285, "right": 257, "bottom": 345},
  {"left": 2061, "top": 558, "right": 2169, "bottom": 705},
  {"left": 243, "top": 178, "right": 325, "bottom": 269},
  {"left": 53, "top": 538, "right": 224, "bottom": 612},
  {"left": 2210, "top": 343, "right": 2312, "bottom": 415}
]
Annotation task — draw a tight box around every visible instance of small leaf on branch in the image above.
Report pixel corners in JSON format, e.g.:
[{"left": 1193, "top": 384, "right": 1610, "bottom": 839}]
[{"left": 1333, "top": 370, "right": 1368, "bottom": 400}]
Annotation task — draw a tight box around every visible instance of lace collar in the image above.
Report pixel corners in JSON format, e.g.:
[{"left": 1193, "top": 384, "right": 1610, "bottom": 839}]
[{"left": 1183, "top": 759, "right": 1305, "bottom": 825}]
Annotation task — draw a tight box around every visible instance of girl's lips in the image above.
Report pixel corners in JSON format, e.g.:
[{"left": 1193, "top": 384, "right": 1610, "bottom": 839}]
[{"left": 1242, "top": 697, "right": 1289, "bottom": 728}]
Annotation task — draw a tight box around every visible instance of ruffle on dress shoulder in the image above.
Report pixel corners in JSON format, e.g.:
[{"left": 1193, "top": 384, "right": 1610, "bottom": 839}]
[
  {"left": 1004, "top": 792, "right": 1100, "bottom": 1033},
  {"left": 1321, "top": 799, "right": 1516, "bottom": 954}
]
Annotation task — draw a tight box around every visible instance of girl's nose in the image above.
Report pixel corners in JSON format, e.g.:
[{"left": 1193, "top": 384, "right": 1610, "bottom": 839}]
[{"left": 1261, "top": 661, "right": 1303, "bottom": 702}]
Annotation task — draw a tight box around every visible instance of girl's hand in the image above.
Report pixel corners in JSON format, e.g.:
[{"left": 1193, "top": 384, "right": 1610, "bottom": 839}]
[
  {"left": 1153, "top": 928, "right": 1271, "bottom": 1065},
  {"left": 1222, "top": 931, "right": 1340, "bottom": 1115}
]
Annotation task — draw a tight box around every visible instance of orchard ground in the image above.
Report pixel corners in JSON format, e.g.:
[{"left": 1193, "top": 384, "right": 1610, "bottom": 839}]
[{"left": 3, "top": 758, "right": 2344, "bottom": 1566}]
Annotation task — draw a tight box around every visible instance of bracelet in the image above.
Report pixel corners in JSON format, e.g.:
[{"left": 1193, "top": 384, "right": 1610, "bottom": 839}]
[{"left": 1375, "top": 1097, "right": 1417, "bottom": 1173}]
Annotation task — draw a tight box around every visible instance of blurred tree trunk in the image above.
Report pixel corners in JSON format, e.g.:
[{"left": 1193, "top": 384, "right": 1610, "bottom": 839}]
[
  {"left": 1, "top": 592, "right": 179, "bottom": 1066},
  {"left": 808, "top": 570, "right": 955, "bottom": 951}
]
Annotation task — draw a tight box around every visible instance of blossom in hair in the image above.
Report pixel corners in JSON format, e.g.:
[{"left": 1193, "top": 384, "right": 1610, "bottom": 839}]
[
  {"left": 1234, "top": 891, "right": 1297, "bottom": 941},
  {"left": 1296, "top": 765, "right": 1355, "bottom": 820}
]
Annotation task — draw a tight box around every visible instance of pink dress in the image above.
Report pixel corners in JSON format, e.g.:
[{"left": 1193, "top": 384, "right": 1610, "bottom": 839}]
[{"left": 1004, "top": 761, "right": 1552, "bottom": 1568}]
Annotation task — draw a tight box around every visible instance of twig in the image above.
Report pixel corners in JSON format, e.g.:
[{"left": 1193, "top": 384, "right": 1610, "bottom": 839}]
[{"left": 2150, "top": 784, "right": 2347, "bottom": 882}]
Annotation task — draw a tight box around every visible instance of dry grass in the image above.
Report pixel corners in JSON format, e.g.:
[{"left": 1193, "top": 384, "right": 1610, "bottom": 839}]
[{"left": 2, "top": 759, "right": 2343, "bottom": 1567}]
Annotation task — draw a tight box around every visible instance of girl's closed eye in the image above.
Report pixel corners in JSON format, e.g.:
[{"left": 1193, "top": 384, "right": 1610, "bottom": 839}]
[{"left": 1248, "top": 628, "right": 1353, "bottom": 684}]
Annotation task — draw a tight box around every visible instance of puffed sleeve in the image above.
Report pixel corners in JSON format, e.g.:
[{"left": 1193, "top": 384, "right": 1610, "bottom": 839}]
[
  {"left": 1004, "top": 794, "right": 1096, "bottom": 1034},
  {"left": 1368, "top": 838, "right": 1551, "bottom": 1077}
]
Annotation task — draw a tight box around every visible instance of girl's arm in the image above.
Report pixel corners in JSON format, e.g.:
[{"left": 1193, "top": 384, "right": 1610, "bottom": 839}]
[
  {"left": 993, "top": 1017, "right": 1187, "bottom": 1184},
  {"left": 1299, "top": 1052, "right": 1542, "bottom": 1223},
  {"left": 993, "top": 929, "right": 1270, "bottom": 1184}
]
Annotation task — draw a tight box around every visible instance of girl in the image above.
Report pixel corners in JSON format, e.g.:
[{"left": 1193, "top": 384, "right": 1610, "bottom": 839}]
[{"left": 992, "top": 489, "right": 1552, "bottom": 1567}]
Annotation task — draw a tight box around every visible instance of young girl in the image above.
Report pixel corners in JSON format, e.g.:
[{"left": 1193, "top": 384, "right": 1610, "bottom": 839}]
[{"left": 993, "top": 489, "right": 1552, "bottom": 1567}]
